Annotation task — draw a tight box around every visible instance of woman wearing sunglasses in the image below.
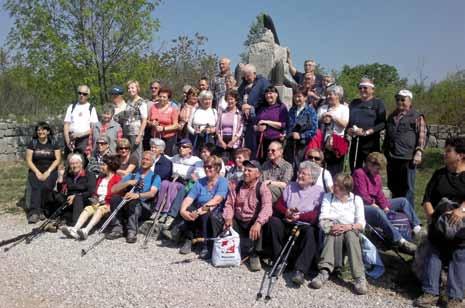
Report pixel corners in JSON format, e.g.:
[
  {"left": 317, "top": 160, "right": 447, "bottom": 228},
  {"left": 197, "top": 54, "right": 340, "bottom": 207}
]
[
  {"left": 115, "top": 138, "right": 138, "bottom": 177},
  {"left": 306, "top": 148, "right": 333, "bottom": 193}
]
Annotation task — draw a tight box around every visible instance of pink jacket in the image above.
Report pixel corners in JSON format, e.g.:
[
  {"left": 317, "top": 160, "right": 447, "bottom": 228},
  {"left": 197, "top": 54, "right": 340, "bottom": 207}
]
[{"left": 352, "top": 168, "right": 391, "bottom": 210}]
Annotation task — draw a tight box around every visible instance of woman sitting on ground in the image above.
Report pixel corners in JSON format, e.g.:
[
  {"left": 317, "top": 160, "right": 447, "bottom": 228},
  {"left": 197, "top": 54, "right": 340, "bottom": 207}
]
[
  {"left": 25, "top": 121, "right": 61, "bottom": 223},
  {"left": 61, "top": 154, "right": 121, "bottom": 240},
  {"left": 311, "top": 174, "right": 367, "bottom": 295},
  {"left": 115, "top": 138, "right": 138, "bottom": 177},
  {"left": 305, "top": 147, "right": 333, "bottom": 193}
]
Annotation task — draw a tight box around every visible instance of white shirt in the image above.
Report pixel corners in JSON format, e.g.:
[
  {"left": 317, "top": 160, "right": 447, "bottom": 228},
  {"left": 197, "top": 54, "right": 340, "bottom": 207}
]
[
  {"left": 170, "top": 154, "right": 204, "bottom": 180},
  {"left": 317, "top": 103, "right": 349, "bottom": 136},
  {"left": 64, "top": 102, "right": 99, "bottom": 134},
  {"left": 316, "top": 169, "right": 333, "bottom": 192},
  {"left": 113, "top": 101, "right": 127, "bottom": 116},
  {"left": 319, "top": 192, "right": 366, "bottom": 228},
  {"left": 96, "top": 177, "right": 110, "bottom": 203},
  {"left": 187, "top": 107, "right": 217, "bottom": 135}
]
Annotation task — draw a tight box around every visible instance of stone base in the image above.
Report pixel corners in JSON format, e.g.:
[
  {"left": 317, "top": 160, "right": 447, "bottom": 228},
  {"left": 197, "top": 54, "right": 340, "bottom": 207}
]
[{"left": 275, "top": 85, "right": 293, "bottom": 110}]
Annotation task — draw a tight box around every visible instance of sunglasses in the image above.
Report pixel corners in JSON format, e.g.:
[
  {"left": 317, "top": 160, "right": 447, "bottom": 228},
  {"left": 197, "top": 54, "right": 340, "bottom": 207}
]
[
  {"left": 97, "top": 142, "right": 108, "bottom": 145},
  {"left": 396, "top": 97, "right": 407, "bottom": 102},
  {"left": 118, "top": 147, "right": 130, "bottom": 150},
  {"left": 358, "top": 86, "right": 369, "bottom": 90},
  {"left": 78, "top": 92, "right": 89, "bottom": 96},
  {"left": 307, "top": 155, "right": 322, "bottom": 161}
]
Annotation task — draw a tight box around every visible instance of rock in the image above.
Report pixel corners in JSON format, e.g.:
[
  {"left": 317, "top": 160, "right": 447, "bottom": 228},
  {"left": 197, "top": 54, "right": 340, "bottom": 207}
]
[
  {"left": 428, "top": 135, "right": 437, "bottom": 147},
  {"left": 275, "top": 85, "right": 293, "bottom": 109}
]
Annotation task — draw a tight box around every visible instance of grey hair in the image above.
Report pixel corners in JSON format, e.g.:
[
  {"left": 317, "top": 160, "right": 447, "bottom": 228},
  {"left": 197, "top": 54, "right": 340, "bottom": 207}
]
[
  {"left": 242, "top": 64, "right": 256, "bottom": 74},
  {"left": 198, "top": 90, "right": 214, "bottom": 102},
  {"left": 326, "top": 85, "right": 344, "bottom": 100},
  {"left": 101, "top": 104, "right": 115, "bottom": 116},
  {"left": 149, "top": 138, "right": 166, "bottom": 151},
  {"left": 299, "top": 160, "right": 321, "bottom": 181}
]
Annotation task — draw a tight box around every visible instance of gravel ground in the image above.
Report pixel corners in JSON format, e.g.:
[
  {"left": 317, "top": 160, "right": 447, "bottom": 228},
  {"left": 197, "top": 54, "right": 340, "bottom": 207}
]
[{"left": 0, "top": 214, "right": 416, "bottom": 308}]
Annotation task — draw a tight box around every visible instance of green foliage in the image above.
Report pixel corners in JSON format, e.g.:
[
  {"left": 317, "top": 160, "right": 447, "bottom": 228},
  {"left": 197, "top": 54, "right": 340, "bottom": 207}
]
[{"left": 240, "top": 12, "right": 266, "bottom": 62}]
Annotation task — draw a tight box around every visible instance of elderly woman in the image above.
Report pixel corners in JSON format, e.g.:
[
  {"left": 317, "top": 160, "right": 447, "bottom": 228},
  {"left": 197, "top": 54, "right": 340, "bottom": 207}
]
[
  {"left": 353, "top": 152, "right": 419, "bottom": 255},
  {"left": 216, "top": 89, "right": 244, "bottom": 162},
  {"left": 55, "top": 153, "right": 96, "bottom": 226},
  {"left": 178, "top": 156, "right": 229, "bottom": 259},
  {"left": 347, "top": 78, "right": 386, "bottom": 172},
  {"left": 25, "top": 122, "right": 61, "bottom": 223},
  {"left": 92, "top": 104, "right": 122, "bottom": 154},
  {"left": 317, "top": 85, "right": 350, "bottom": 176},
  {"left": 87, "top": 135, "right": 112, "bottom": 176},
  {"left": 414, "top": 137, "right": 465, "bottom": 308},
  {"left": 116, "top": 138, "right": 138, "bottom": 177},
  {"left": 306, "top": 148, "right": 333, "bottom": 193},
  {"left": 187, "top": 90, "right": 218, "bottom": 154},
  {"left": 122, "top": 80, "right": 148, "bottom": 161},
  {"left": 149, "top": 138, "right": 173, "bottom": 181},
  {"left": 179, "top": 87, "right": 199, "bottom": 138},
  {"left": 268, "top": 161, "right": 325, "bottom": 285},
  {"left": 311, "top": 174, "right": 367, "bottom": 295},
  {"left": 284, "top": 87, "right": 318, "bottom": 167},
  {"left": 254, "top": 86, "right": 289, "bottom": 162},
  {"left": 61, "top": 154, "right": 121, "bottom": 240},
  {"left": 148, "top": 87, "right": 179, "bottom": 156}
]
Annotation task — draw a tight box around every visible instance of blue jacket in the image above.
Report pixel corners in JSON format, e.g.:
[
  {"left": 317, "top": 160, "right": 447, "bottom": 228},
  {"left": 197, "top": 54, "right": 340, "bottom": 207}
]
[
  {"left": 237, "top": 74, "right": 271, "bottom": 109},
  {"left": 286, "top": 104, "right": 318, "bottom": 145},
  {"left": 153, "top": 155, "right": 173, "bottom": 181}
]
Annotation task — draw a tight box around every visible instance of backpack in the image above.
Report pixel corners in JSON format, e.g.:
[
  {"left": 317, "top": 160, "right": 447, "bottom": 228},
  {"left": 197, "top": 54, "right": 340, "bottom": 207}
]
[
  {"left": 70, "top": 101, "right": 95, "bottom": 115},
  {"left": 235, "top": 180, "right": 262, "bottom": 206},
  {"left": 387, "top": 211, "right": 412, "bottom": 241}
]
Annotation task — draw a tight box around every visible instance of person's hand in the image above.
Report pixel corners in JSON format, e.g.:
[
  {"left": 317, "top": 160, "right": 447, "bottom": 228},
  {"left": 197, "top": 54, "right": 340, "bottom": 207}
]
[
  {"left": 291, "top": 132, "right": 300, "bottom": 140},
  {"left": 35, "top": 171, "right": 44, "bottom": 181},
  {"left": 256, "top": 124, "right": 266, "bottom": 132},
  {"left": 196, "top": 206, "right": 210, "bottom": 216},
  {"left": 155, "top": 126, "right": 164, "bottom": 133},
  {"left": 330, "top": 224, "right": 350, "bottom": 235},
  {"left": 42, "top": 170, "right": 51, "bottom": 181},
  {"left": 227, "top": 139, "right": 236, "bottom": 148},
  {"left": 224, "top": 218, "right": 233, "bottom": 230},
  {"left": 218, "top": 139, "right": 227, "bottom": 149},
  {"left": 124, "top": 192, "right": 139, "bottom": 200},
  {"left": 249, "top": 222, "right": 262, "bottom": 241},
  {"left": 126, "top": 179, "right": 138, "bottom": 187},
  {"left": 67, "top": 195, "right": 76, "bottom": 205},
  {"left": 182, "top": 210, "right": 198, "bottom": 222},
  {"left": 371, "top": 203, "right": 380, "bottom": 209},
  {"left": 413, "top": 151, "right": 423, "bottom": 165},
  {"left": 194, "top": 126, "right": 201, "bottom": 134},
  {"left": 354, "top": 128, "right": 365, "bottom": 136},
  {"left": 448, "top": 208, "right": 465, "bottom": 225},
  {"left": 347, "top": 127, "right": 355, "bottom": 137},
  {"left": 135, "top": 135, "right": 141, "bottom": 145},
  {"left": 383, "top": 207, "right": 390, "bottom": 213},
  {"left": 241, "top": 104, "right": 251, "bottom": 114}
]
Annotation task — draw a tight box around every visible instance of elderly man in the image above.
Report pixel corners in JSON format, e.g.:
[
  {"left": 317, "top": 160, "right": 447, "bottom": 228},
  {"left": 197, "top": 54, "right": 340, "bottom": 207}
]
[
  {"left": 347, "top": 77, "right": 386, "bottom": 171},
  {"left": 287, "top": 54, "right": 323, "bottom": 87},
  {"left": 223, "top": 160, "right": 273, "bottom": 271},
  {"left": 237, "top": 64, "right": 271, "bottom": 153},
  {"left": 383, "top": 89, "right": 427, "bottom": 207},
  {"left": 106, "top": 151, "right": 161, "bottom": 243},
  {"left": 63, "top": 85, "right": 99, "bottom": 157},
  {"left": 210, "top": 57, "right": 231, "bottom": 106},
  {"left": 261, "top": 141, "right": 294, "bottom": 202},
  {"left": 268, "top": 161, "right": 324, "bottom": 285}
]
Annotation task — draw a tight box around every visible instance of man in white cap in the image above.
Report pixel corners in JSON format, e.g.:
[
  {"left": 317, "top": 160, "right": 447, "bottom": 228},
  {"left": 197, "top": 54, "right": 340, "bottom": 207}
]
[
  {"left": 347, "top": 77, "right": 386, "bottom": 171},
  {"left": 383, "top": 89, "right": 427, "bottom": 207}
]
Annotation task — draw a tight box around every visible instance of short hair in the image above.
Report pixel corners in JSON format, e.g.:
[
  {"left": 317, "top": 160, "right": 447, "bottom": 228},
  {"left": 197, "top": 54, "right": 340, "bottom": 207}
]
[
  {"left": 445, "top": 136, "right": 465, "bottom": 154},
  {"left": 142, "top": 150, "right": 155, "bottom": 162},
  {"left": 199, "top": 76, "right": 209, "bottom": 83},
  {"left": 298, "top": 161, "right": 321, "bottom": 181},
  {"left": 293, "top": 86, "right": 308, "bottom": 97},
  {"left": 182, "top": 84, "right": 192, "bottom": 93},
  {"left": 225, "top": 73, "right": 235, "bottom": 82},
  {"left": 334, "top": 173, "right": 353, "bottom": 193},
  {"left": 77, "top": 85, "right": 90, "bottom": 95},
  {"left": 269, "top": 141, "right": 283, "bottom": 151},
  {"left": 326, "top": 85, "right": 344, "bottom": 100},
  {"left": 116, "top": 138, "right": 131, "bottom": 150},
  {"left": 242, "top": 64, "right": 256, "bottom": 74},
  {"left": 187, "top": 87, "right": 199, "bottom": 98},
  {"left": 126, "top": 80, "right": 140, "bottom": 93},
  {"left": 158, "top": 87, "right": 172, "bottom": 99},
  {"left": 201, "top": 142, "right": 217, "bottom": 155},
  {"left": 101, "top": 104, "right": 115, "bottom": 116},
  {"left": 304, "top": 60, "right": 316, "bottom": 66},
  {"left": 68, "top": 153, "right": 84, "bottom": 164},
  {"left": 366, "top": 152, "right": 387, "bottom": 169},
  {"left": 33, "top": 121, "right": 53, "bottom": 139},
  {"left": 204, "top": 155, "right": 223, "bottom": 173},
  {"left": 225, "top": 89, "right": 240, "bottom": 102},
  {"left": 102, "top": 154, "right": 121, "bottom": 172},
  {"left": 150, "top": 80, "right": 161, "bottom": 87},
  {"left": 198, "top": 90, "right": 214, "bottom": 103},
  {"left": 234, "top": 147, "right": 252, "bottom": 159},
  {"left": 149, "top": 138, "right": 166, "bottom": 151}
]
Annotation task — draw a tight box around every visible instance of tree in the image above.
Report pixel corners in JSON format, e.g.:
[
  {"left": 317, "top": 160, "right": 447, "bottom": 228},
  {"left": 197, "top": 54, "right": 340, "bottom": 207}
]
[
  {"left": 240, "top": 13, "right": 266, "bottom": 62},
  {"left": 4, "top": 0, "right": 161, "bottom": 105}
]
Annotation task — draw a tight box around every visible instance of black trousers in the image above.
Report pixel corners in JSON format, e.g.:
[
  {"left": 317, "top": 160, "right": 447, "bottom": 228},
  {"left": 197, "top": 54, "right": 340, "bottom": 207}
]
[
  {"left": 43, "top": 192, "right": 87, "bottom": 225},
  {"left": 108, "top": 196, "right": 151, "bottom": 233},
  {"left": 267, "top": 217, "right": 319, "bottom": 274},
  {"left": 349, "top": 137, "right": 380, "bottom": 173},
  {"left": 231, "top": 218, "right": 265, "bottom": 258},
  {"left": 181, "top": 205, "right": 223, "bottom": 241},
  {"left": 324, "top": 150, "right": 345, "bottom": 177},
  {"left": 28, "top": 170, "right": 58, "bottom": 214}
]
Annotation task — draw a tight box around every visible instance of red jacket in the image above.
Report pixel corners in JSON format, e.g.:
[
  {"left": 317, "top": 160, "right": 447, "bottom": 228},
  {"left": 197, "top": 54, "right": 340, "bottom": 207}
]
[{"left": 94, "top": 174, "right": 122, "bottom": 206}]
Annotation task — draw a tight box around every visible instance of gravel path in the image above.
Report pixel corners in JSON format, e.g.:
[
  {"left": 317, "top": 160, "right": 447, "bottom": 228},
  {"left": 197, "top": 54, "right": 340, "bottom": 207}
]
[{"left": 0, "top": 214, "right": 415, "bottom": 308}]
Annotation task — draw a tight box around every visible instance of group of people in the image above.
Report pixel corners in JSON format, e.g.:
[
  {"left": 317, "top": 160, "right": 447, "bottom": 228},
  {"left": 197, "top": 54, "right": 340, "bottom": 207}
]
[{"left": 23, "top": 57, "right": 464, "bottom": 307}]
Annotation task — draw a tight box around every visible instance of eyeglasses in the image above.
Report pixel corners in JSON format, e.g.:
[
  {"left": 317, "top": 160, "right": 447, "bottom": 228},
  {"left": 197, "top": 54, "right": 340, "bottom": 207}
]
[
  {"left": 180, "top": 145, "right": 191, "bottom": 149},
  {"left": 150, "top": 86, "right": 159, "bottom": 90},
  {"left": 118, "top": 147, "right": 130, "bottom": 150},
  {"left": 268, "top": 149, "right": 279, "bottom": 153},
  {"left": 358, "top": 87, "right": 369, "bottom": 90},
  {"left": 204, "top": 165, "right": 214, "bottom": 170},
  {"left": 97, "top": 142, "right": 108, "bottom": 145},
  {"left": 78, "top": 92, "right": 89, "bottom": 96},
  {"left": 396, "top": 97, "right": 407, "bottom": 102},
  {"left": 307, "top": 155, "right": 322, "bottom": 162}
]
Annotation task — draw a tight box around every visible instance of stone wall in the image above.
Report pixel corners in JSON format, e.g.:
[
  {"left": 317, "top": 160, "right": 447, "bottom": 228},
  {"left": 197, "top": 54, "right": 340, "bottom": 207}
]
[{"left": 0, "top": 120, "right": 464, "bottom": 161}]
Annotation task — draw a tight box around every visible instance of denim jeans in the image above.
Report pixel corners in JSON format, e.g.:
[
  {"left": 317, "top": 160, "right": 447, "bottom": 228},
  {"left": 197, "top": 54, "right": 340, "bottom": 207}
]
[
  {"left": 389, "top": 197, "right": 421, "bottom": 227},
  {"left": 364, "top": 205, "right": 402, "bottom": 243},
  {"left": 422, "top": 244, "right": 465, "bottom": 299}
]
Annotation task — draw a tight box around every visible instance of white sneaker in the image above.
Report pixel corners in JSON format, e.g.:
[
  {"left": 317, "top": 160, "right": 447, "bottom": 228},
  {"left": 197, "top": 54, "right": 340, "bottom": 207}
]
[
  {"left": 77, "top": 228, "right": 89, "bottom": 240},
  {"left": 61, "top": 226, "right": 79, "bottom": 239}
]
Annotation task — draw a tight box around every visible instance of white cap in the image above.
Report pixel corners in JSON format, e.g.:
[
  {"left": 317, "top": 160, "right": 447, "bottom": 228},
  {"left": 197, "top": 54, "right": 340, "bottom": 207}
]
[
  {"left": 396, "top": 89, "right": 413, "bottom": 99},
  {"left": 358, "top": 77, "right": 375, "bottom": 88}
]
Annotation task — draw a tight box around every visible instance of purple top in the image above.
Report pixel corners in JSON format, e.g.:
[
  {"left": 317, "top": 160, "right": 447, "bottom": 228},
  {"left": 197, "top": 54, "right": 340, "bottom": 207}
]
[
  {"left": 220, "top": 111, "right": 235, "bottom": 136},
  {"left": 283, "top": 182, "right": 324, "bottom": 213},
  {"left": 256, "top": 103, "right": 288, "bottom": 140},
  {"left": 352, "top": 167, "right": 391, "bottom": 210}
]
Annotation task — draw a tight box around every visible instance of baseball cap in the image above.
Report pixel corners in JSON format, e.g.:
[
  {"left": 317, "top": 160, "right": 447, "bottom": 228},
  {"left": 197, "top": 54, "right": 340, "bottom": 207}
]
[
  {"left": 396, "top": 89, "right": 413, "bottom": 100},
  {"left": 109, "top": 86, "right": 124, "bottom": 95},
  {"left": 178, "top": 138, "right": 193, "bottom": 147},
  {"left": 243, "top": 160, "right": 261, "bottom": 170}
]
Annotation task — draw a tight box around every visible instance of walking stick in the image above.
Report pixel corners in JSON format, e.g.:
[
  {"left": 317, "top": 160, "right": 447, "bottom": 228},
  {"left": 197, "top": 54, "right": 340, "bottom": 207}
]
[
  {"left": 353, "top": 136, "right": 360, "bottom": 171},
  {"left": 256, "top": 131, "right": 264, "bottom": 160},
  {"left": 344, "top": 136, "right": 352, "bottom": 173},
  {"left": 81, "top": 186, "right": 136, "bottom": 256}
]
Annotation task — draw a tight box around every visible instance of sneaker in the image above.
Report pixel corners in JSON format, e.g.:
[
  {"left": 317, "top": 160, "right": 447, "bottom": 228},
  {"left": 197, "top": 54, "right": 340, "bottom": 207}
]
[
  {"left": 179, "top": 240, "right": 192, "bottom": 254},
  {"left": 398, "top": 240, "right": 417, "bottom": 255},
  {"left": 158, "top": 214, "right": 167, "bottom": 224},
  {"left": 126, "top": 231, "right": 137, "bottom": 244},
  {"left": 77, "top": 228, "right": 89, "bottom": 240},
  {"left": 163, "top": 216, "right": 175, "bottom": 229},
  {"left": 44, "top": 222, "right": 58, "bottom": 233},
  {"left": 413, "top": 293, "right": 439, "bottom": 307},
  {"left": 249, "top": 255, "right": 262, "bottom": 272},
  {"left": 39, "top": 212, "right": 46, "bottom": 221},
  {"left": 28, "top": 213, "right": 39, "bottom": 224},
  {"left": 354, "top": 277, "right": 368, "bottom": 295},
  {"left": 447, "top": 298, "right": 464, "bottom": 308},
  {"left": 105, "top": 230, "right": 123, "bottom": 240},
  {"left": 162, "top": 226, "right": 181, "bottom": 242},
  {"left": 199, "top": 246, "right": 209, "bottom": 259},
  {"left": 61, "top": 226, "right": 79, "bottom": 239},
  {"left": 291, "top": 270, "right": 305, "bottom": 286},
  {"left": 310, "top": 270, "right": 330, "bottom": 289},
  {"left": 139, "top": 220, "right": 154, "bottom": 235}
]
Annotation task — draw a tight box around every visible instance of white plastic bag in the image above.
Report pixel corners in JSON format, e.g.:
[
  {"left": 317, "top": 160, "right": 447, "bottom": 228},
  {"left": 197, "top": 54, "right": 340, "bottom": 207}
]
[{"left": 212, "top": 228, "right": 241, "bottom": 267}]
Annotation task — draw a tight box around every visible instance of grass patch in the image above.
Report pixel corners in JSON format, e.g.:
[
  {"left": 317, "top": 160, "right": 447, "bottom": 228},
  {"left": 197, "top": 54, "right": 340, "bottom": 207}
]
[{"left": 0, "top": 161, "right": 27, "bottom": 214}]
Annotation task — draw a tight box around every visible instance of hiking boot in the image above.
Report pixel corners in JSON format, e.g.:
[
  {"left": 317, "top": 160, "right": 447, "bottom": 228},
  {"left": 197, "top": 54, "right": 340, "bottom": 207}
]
[
  {"left": 158, "top": 214, "right": 167, "bottom": 224},
  {"left": 61, "top": 226, "right": 79, "bottom": 239},
  {"left": 105, "top": 230, "right": 123, "bottom": 240},
  {"left": 139, "top": 220, "right": 153, "bottom": 235},
  {"left": 28, "top": 213, "right": 40, "bottom": 224},
  {"left": 249, "top": 255, "right": 262, "bottom": 272},
  {"left": 199, "top": 246, "right": 209, "bottom": 260},
  {"left": 413, "top": 293, "right": 439, "bottom": 307},
  {"left": 310, "top": 270, "right": 330, "bottom": 289},
  {"left": 398, "top": 240, "right": 417, "bottom": 255},
  {"left": 126, "top": 231, "right": 137, "bottom": 244},
  {"left": 179, "top": 240, "right": 192, "bottom": 254},
  {"left": 162, "top": 226, "right": 181, "bottom": 242},
  {"left": 39, "top": 212, "right": 46, "bottom": 221},
  {"left": 44, "top": 222, "right": 58, "bottom": 233},
  {"left": 291, "top": 270, "right": 305, "bottom": 286},
  {"left": 447, "top": 298, "right": 464, "bottom": 308},
  {"left": 77, "top": 228, "right": 89, "bottom": 240},
  {"left": 163, "top": 216, "right": 175, "bottom": 229},
  {"left": 354, "top": 277, "right": 368, "bottom": 295}
]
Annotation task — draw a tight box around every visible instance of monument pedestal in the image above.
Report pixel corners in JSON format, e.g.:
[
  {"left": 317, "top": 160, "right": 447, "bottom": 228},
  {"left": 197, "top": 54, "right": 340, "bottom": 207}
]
[{"left": 276, "top": 85, "right": 293, "bottom": 110}]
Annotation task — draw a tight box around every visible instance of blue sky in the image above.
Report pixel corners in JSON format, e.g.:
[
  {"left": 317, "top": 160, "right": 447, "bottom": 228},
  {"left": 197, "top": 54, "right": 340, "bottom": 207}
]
[{"left": 1, "top": 0, "right": 464, "bottom": 83}]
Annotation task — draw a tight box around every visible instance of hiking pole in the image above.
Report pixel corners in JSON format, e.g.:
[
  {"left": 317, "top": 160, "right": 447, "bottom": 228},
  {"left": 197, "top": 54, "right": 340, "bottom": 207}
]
[
  {"left": 81, "top": 186, "right": 136, "bottom": 257},
  {"left": 344, "top": 136, "right": 352, "bottom": 173},
  {"left": 3, "top": 200, "right": 70, "bottom": 252},
  {"left": 353, "top": 136, "right": 359, "bottom": 171},
  {"left": 365, "top": 223, "right": 409, "bottom": 264}
]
